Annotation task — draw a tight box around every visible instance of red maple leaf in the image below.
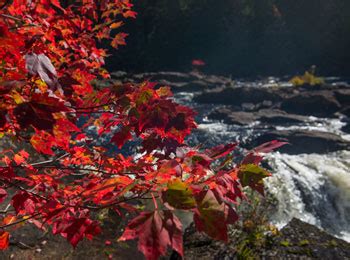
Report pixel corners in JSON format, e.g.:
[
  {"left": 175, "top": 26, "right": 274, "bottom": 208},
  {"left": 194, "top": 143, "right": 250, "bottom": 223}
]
[
  {"left": 0, "top": 231, "right": 9, "bottom": 250},
  {"left": 119, "top": 210, "right": 183, "bottom": 260}
]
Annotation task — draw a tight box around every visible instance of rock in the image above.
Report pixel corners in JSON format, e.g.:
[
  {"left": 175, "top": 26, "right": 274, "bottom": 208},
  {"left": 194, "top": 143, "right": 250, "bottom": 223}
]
[
  {"left": 280, "top": 91, "right": 341, "bottom": 117},
  {"left": 194, "top": 86, "right": 281, "bottom": 105},
  {"left": 241, "top": 103, "right": 256, "bottom": 111},
  {"left": 177, "top": 80, "right": 213, "bottom": 92},
  {"left": 175, "top": 218, "right": 350, "bottom": 259},
  {"left": 339, "top": 106, "right": 350, "bottom": 117},
  {"left": 334, "top": 89, "right": 350, "bottom": 106},
  {"left": 275, "top": 218, "right": 350, "bottom": 260},
  {"left": 258, "top": 109, "right": 307, "bottom": 124},
  {"left": 248, "top": 130, "right": 350, "bottom": 154},
  {"left": 342, "top": 124, "right": 350, "bottom": 134},
  {"left": 113, "top": 71, "right": 233, "bottom": 92},
  {"left": 110, "top": 71, "right": 128, "bottom": 79},
  {"left": 208, "top": 108, "right": 307, "bottom": 126},
  {"left": 341, "top": 119, "right": 350, "bottom": 133},
  {"left": 208, "top": 108, "right": 257, "bottom": 125},
  {"left": 136, "top": 71, "right": 196, "bottom": 82}
]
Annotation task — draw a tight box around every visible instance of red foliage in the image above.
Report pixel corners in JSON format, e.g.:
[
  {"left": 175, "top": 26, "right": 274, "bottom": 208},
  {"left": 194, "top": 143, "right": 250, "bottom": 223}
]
[
  {"left": 192, "top": 59, "right": 206, "bottom": 66},
  {"left": 0, "top": 1, "right": 285, "bottom": 259}
]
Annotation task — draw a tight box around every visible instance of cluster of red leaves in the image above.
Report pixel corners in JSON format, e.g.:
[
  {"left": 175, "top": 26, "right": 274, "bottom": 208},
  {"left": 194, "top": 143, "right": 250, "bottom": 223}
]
[{"left": 0, "top": 1, "right": 286, "bottom": 259}]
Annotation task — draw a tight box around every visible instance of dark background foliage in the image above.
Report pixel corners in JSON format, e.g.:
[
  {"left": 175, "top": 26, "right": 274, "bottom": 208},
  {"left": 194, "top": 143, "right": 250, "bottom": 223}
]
[{"left": 106, "top": 0, "right": 350, "bottom": 77}]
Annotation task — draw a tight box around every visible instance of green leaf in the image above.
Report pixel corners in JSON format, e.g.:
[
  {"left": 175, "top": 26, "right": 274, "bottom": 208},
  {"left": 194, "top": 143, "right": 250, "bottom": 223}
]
[
  {"left": 194, "top": 190, "right": 228, "bottom": 241},
  {"left": 162, "top": 179, "right": 196, "bottom": 210},
  {"left": 238, "top": 164, "right": 271, "bottom": 195}
]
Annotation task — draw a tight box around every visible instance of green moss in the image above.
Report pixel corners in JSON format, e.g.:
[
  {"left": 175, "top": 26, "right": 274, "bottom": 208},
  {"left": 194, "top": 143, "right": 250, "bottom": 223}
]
[
  {"left": 280, "top": 240, "right": 290, "bottom": 247},
  {"left": 299, "top": 239, "right": 310, "bottom": 246},
  {"left": 327, "top": 239, "right": 338, "bottom": 247}
]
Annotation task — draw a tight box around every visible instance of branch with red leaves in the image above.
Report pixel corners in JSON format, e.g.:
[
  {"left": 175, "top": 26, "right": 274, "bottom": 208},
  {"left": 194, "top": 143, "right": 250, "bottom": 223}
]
[{"left": 0, "top": 1, "right": 286, "bottom": 258}]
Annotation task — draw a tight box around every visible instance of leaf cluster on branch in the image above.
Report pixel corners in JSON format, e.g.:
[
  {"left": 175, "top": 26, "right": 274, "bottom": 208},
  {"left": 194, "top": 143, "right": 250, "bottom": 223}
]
[{"left": 0, "top": 1, "right": 286, "bottom": 259}]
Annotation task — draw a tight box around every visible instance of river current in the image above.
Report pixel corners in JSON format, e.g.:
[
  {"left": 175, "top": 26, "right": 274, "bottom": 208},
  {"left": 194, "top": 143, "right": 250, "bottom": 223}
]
[{"left": 174, "top": 78, "right": 350, "bottom": 242}]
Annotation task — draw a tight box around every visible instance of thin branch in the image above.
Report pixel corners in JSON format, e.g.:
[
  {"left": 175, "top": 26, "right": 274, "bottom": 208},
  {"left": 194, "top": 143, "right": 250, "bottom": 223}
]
[
  {"left": 0, "top": 14, "right": 22, "bottom": 22},
  {"left": 0, "top": 213, "right": 41, "bottom": 229},
  {"left": 30, "top": 153, "right": 70, "bottom": 167},
  {"left": 1, "top": 179, "right": 48, "bottom": 201}
]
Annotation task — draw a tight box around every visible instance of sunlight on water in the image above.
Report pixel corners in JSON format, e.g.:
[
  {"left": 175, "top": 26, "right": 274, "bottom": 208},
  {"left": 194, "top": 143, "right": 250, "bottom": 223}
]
[
  {"left": 265, "top": 151, "right": 350, "bottom": 241},
  {"left": 175, "top": 86, "right": 350, "bottom": 242}
]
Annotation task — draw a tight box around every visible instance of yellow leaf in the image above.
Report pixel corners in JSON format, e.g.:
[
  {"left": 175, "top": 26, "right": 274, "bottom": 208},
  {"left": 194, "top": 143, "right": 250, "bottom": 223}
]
[
  {"left": 11, "top": 91, "right": 25, "bottom": 104},
  {"left": 163, "top": 179, "right": 196, "bottom": 209},
  {"left": 110, "top": 21, "right": 123, "bottom": 29}
]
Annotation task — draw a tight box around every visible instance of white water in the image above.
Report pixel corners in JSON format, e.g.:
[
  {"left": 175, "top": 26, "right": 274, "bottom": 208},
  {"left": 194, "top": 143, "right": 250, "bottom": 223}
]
[
  {"left": 265, "top": 151, "right": 350, "bottom": 242},
  {"left": 174, "top": 80, "right": 350, "bottom": 242}
]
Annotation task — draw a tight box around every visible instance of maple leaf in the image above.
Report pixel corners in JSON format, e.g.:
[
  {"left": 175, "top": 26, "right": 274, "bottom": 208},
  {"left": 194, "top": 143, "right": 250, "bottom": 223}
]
[
  {"left": 2, "top": 215, "right": 16, "bottom": 226},
  {"left": 111, "top": 33, "right": 128, "bottom": 48},
  {"left": 30, "top": 130, "right": 55, "bottom": 155},
  {"left": 192, "top": 59, "right": 206, "bottom": 66},
  {"left": 25, "top": 53, "right": 59, "bottom": 90},
  {"left": 14, "top": 93, "right": 71, "bottom": 131},
  {"left": 241, "top": 152, "right": 263, "bottom": 165},
  {"left": 205, "top": 143, "right": 237, "bottom": 160},
  {"left": 111, "top": 126, "right": 132, "bottom": 148},
  {"left": 123, "top": 10, "right": 137, "bottom": 18},
  {"left": 212, "top": 173, "right": 243, "bottom": 205},
  {"left": 0, "top": 188, "right": 7, "bottom": 203},
  {"left": 0, "top": 168, "right": 15, "bottom": 180},
  {"left": 0, "top": 231, "right": 9, "bottom": 250},
  {"left": 14, "top": 103, "right": 55, "bottom": 130},
  {"left": 12, "top": 191, "right": 37, "bottom": 214},
  {"left": 119, "top": 210, "right": 183, "bottom": 260},
  {"left": 110, "top": 21, "right": 123, "bottom": 29},
  {"left": 13, "top": 154, "right": 25, "bottom": 165},
  {"left": 193, "top": 190, "right": 230, "bottom": 242},
  {"left": 162, "top": 179, "right": 196, "bottom": 210},
  {"left": 253, "top": 140, "right": 288, "bottom": 154},
  {"left": 54, "top": 218, "right": 101, "bottom": 248},
  {"left": 238, "top": 164, "right": 271, "bottom": 195}
]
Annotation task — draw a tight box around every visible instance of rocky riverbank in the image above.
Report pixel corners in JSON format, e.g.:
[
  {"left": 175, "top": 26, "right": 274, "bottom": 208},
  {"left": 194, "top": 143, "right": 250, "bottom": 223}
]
[
  {"left": 5, "top": 71, "right": 344, "bottom": 259},
  {"left": 109, "top": 71, "right": 350, "bottom": 155},
  {"left": 171, "top": 218, "right": 350, "bottom": 259}
]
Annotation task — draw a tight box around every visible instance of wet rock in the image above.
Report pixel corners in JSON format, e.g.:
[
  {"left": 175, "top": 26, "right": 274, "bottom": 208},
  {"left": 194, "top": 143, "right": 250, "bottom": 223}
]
[
  {"left": 241, "top": 102, "right": 256, "bottom": 111},
  {"left": 258, "top": 109, "right": 307, "bottom": 124},
  {"left": 134, "top": 71, "right": 196, "bottom": 82},
  {"left": 110, "top": 71, "right": 128, "bottom": 79},
  {"left": 342, "top": 123, "right": 350, "bottom": 134},
  {"left": 248, "top": 130, "right": 350, "bottom": 154},
  {"left": 208, "top": 108, "right": 307, "bottom": 126},
  {"left": 176, "top": 80, "right": 213, "bottom": 92},
  {"left": 208, "top": 108, "right": 257, "bottom": 125},
  {"left": 175, "top": 218, "right": 350, "bottom": 259},
  {"left": 113, "top": 71, "right": 233, "bottom": 92},
  {"left": 194, "top": 86, "right": 281, "bottom": 105},
  {"left": 280, "top": 91, "right": 341, "bottom": 117},
  {"left": 334, "top": 89, "right": 350, "bottom": 106},
  {"left": 339, "top": 106, "right": 350, "bottom": 117},
  {"left": 275, "top": 218, "right": 350, "bottom": 260}
]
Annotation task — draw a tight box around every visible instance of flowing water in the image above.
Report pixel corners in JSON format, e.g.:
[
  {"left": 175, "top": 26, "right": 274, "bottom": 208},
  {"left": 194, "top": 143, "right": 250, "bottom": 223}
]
[{"left": 174, "top": 78, "right": 350, "bottom": 242}]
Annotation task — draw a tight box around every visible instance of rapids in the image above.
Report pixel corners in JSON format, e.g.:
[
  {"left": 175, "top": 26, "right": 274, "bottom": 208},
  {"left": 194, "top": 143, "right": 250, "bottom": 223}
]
[{"left": 174, "top": 78, "right": 350, "bottom": 242}]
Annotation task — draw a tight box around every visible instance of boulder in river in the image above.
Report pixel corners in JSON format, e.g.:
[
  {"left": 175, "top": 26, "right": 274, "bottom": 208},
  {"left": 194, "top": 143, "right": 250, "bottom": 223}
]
[
  {"left": 280, "top": 91, "right": 341, "bottom": 117},
  {"left": 208, "top": 108, "right": 308, "bottom": 126},
  {"left": 248, "top": 130, "right": 350, "bottom": 154},
  {"left": 208, "top": 108, "right": 257, "bottom": 125},
  {"left": 334, "top": 89, "right": 350, "bottom": 106},
  {"left": 194, "top": 86, "right": 281, "bottom": 105}
]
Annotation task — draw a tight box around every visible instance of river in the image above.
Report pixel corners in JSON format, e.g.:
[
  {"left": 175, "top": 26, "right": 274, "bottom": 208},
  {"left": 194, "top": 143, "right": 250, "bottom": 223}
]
[{"left": 173, "top": 77, "right": 350, "bottom": 242}]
